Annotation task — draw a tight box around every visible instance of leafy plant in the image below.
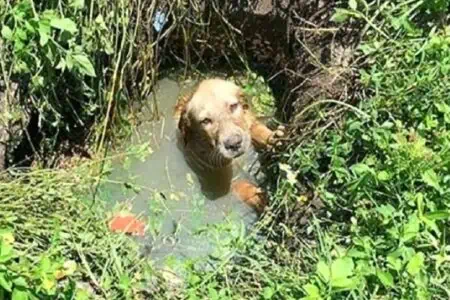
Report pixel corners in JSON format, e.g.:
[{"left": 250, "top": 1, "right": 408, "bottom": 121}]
[
  {"left": 0, "top": 0, "right": 163, "bottom": 161},
  {"left": 231, "top": 72, "right": 276, "bottom": 117},
  {"left": 175, "top": 1, "right": 450, "bottom": 299},
  {"left": 0, "top": 161, "right": 166, "bottom": 299}
]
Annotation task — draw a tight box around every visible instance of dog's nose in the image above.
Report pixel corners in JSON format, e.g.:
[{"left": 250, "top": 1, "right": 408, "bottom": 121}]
[{"left": 224, "top": 134, "right": 243, "bottom": 151}]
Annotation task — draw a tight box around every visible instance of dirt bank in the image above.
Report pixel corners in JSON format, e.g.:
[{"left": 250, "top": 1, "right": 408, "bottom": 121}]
[
  {"left": 1, "top": 0, "right": 361, "bottom": 171},
  {"left": 163, "top": 0, "right": 361, "bottom": 122}
]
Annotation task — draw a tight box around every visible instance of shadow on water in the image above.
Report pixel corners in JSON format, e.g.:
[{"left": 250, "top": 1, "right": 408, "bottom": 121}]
[{"left": 97, "top": 78, "right": 265, "bottom": 270}]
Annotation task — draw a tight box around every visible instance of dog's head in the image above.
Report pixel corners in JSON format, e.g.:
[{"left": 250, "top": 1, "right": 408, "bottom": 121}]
[{"left": 178, "top": 79, "right": 251, "bottom": 167}]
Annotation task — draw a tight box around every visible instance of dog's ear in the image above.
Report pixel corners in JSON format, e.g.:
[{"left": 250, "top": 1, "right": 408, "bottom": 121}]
[
  {"left": 175, "top": 92, "right": 194, "bottom": 146},
  {"left": 178, "top": 106, "right": 191, "bottom": 146},
  {"left": 236, "top": 87, "right": 250, "bottom": 110}
]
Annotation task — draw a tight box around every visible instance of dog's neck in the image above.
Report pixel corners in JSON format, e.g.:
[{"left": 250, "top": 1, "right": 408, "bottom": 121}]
[
  {"left": 185, "top": 144, "right": 231, "bottom": 172},
  {"left": 175, "top": 130, "right": 230, "bottom": 170},
  {"left": 177, "top": 138, "right": 234, "bottom": 200}
]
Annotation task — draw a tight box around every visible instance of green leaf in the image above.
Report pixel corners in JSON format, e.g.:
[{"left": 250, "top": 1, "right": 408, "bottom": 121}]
[
  {"left": 39, "top": 31, "right": 50, "bottom": 46},
  {"left": 303, "top": 284, "right": 320, "bottom": 297},
  {"left": 377, "top": 270, "right": 394, "bottom": 288},
  {"left": 0, "top": 241, "right": 13, "bottom": 263},
  {"left": 55, "top": 58, "right": 66, "bottom": 70},
  {"left": 402, "top": 214, "right": 420, "bottom": 242},
  {"left": 422, "top": 169, "right": 441, "bottom": 192},
  {"left": 0, "top": 272, "right": 12, "bottom": 292},
  {"left": 416, "top": 192, "right": 424, "bottom": 217},
  {"left": 331, "top": 277, "right": 355, "bottom": 288},
  {"left": 24, "top": 21, "right": 35, "bottom": 34},
  {"left": 208, "top": 287, "right": 219, "bottom": 300},
  {"left": 435, "top": 102, "right": 450, "bottom": 114},
  {"left": 66, "top": 54, "right": 74, "bottom": 70},
  {"left": 424, "top": 210, "right": 450, "bottom": 220},
  {"left": 376, "top": 204, "right": 396, "bottom": 219},
  {"left": 322, "top": 257, "right": 357, "bottom": 289},
  {"left": 0, "top": 229, "right": 14, "bottom": 244},
  {"left": 422, "top": 217, "right": 440, "bottom": 236},
  {"left": 1, "top": 26, "right": 13, "bottom": 40},
  {"left": 39, "top": 256, "right": 51, "bottom": 273},
  {"left": 188, "top": 274, "right": 200, "bottom": 285},
  {"left": 12, "top": 288, "right": 29, "bottom": 300},
  {"left": 331, "top": 257, "right": 354, "bottom": 280},
  {"left": 70, "top": 0, "right": 85, "bottom": 9},
  {"left": 41, "top": 278, "right": 55, "bottom": 292},
  {"left": 262, "top": 287, "right": 275, "bottom": 299},
  {"left": 50, "top": 18, "right": 77, "bottom": 34},
  {"left": 31, "top": 76, "right": 44, "bottom": 88},
  {"left": 13, "top": 277, "right": 28, "bottom": 289},
  {"left": 331, "top": 9, "right": 351, "bottom": 23},
  {"left": 15, "top": 28, "right": 27, "bottom": 41},
  {"left": 407, "top": 252, "right": 424, "bottom": 276},
  {"left": 387, "top": 255, "right": 402, "bottom": 271},
  {"left": 351, "top": 163, "right": 375, "bottom": 176},
  {"left": 349, "top": 0, "right": 357, "bottom": 10},
  {"left": 38, "top": 20, "right": 51, "bottom": 46},
  {"left": 75, "top": 289, "right": 90, "bottom": 300},
  {"left": 355, "top": 259, "right": 375, "bottom": 276},
  {"left": 73, "top": 54, "right": 96, "bottom": 77},
  {"left": 317, "top": 261, "right": 330, "bottom": 282},
  {"left": 377, "top": 171, "right": 390, "bottom": 181},
  {"left": 347, "top": 248, "right": 368, "bottom": 259},
  {"left": 118, "top": 274, "right": 131, "bottom": 290}
]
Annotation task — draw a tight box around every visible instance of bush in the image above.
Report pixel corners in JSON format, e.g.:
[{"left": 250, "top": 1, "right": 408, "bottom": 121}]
[
  {"left": 0, "top": 161, "right": 168, "bottom": 299},
  {"left": 181, "top": 1, "right": 450, "bottom": 299},
  {"left": 0, "top": 0, "right": 168, "bottom": 158}
]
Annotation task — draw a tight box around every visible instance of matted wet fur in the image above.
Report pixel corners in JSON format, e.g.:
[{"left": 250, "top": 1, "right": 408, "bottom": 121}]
[{"left": 174, "top": 78, "right": 284, "bottom": 214}]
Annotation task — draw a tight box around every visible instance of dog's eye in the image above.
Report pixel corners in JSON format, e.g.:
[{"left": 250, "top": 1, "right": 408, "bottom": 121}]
[
  {"left": 230, "top": 103, "right": 239, "bottom": 112},
  {"left": 200, "top": 118, "right": 212, "bottom": 126}
]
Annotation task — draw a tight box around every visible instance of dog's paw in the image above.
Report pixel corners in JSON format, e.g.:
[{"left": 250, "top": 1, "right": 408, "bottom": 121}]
[
  {"left": 231, "top": 179, "right": 267, "bottom": 215},
  {"left": 267, "top": 125, "right": 285, "bottom": 149}
]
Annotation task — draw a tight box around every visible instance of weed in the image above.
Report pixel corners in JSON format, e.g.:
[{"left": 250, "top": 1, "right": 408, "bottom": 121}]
[
  {"left": 3, "top": 0, "right": 450, "bottom": 299},
  {"left": 0, "top": 158, "right": 172, "bottom": 299},
  {"left": 176, "top": 1, "right": 450, "bottom": 299},
  {"left": 232, "top": 72, "right": 277, "bottom": 117}
]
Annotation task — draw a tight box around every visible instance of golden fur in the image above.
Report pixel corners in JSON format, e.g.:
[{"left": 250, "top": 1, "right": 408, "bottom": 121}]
[
  {"left": 175, "top": 78, "right": 283, "bottom": 213},
  {"left": 231, "top": 179, "right": 267, "bottom": 215}
]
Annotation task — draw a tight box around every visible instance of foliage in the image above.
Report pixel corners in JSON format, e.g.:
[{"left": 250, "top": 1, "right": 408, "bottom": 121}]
[
  {"left": 0, "top": 163, "right": 164, "bottom": 299},
  {"left": 177, "top": 1, "right": 450, "bottom": 299},
  {"left": 232, "top": 72, "right": 276, "bottom": 117},
  {"left": 0, "top": 0, "right": 165, "bottom": 158},
  {"left": 2, "top": 0, "right": 450, "bottom": 298}
]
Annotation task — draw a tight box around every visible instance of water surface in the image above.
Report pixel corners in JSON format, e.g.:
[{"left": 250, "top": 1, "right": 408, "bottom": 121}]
[{"left": 98, "top": 78, "right": 264, "bottom": 268}]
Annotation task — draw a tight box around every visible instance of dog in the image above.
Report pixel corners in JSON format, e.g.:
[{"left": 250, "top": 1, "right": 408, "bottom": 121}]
[{"left": 174, "top": 78, "right": 284, "bottom": 214}]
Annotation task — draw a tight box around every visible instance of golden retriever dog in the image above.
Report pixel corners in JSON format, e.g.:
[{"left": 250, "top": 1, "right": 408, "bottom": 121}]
[{"left": 174, "top": 78, "right": 283, "bottom": 214}]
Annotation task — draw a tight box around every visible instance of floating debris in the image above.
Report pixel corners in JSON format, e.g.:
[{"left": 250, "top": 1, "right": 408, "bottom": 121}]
[
  {"left": 108, "top": 213, "right": 146, "bottom": 236},
  {"left": 153, "top": 10, "right": 167, "bottom": 33}
]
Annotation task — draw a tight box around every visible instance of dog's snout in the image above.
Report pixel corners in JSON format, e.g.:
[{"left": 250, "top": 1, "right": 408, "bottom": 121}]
[{"left": 224, "top": 134, "right": 243, "bottom": 151}]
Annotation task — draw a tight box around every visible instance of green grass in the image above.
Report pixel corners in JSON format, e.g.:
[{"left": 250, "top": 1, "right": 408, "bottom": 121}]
[
  {"left": 2, "top": 0, "right": 450, "bottom": 299},
  {"left": 0, "top": 161, "right": 170, "bottom": 299},
  {"left": 0, "top": 0, "right": 174, "bottom": 158},
  {"left": 176, "top": 1, "right": 450, "bottom": 299}
]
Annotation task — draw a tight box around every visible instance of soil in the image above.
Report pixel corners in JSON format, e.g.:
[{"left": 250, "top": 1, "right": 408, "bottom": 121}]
[
  {"left": 157, "top": 0, "right": 364, "bottom": 230},
  {"left": 2, "top": 0, "right": 362, "bottom": 176},
  {"left": 162, "top": 0, "right": 362, "bottom": 123},
  {"left": 0, "top": 81, "right": 29, "bottom": 171}
]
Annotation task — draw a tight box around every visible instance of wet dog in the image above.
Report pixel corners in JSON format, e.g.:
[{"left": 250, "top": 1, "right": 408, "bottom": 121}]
[{"left": 175, "top": 78, "right": 283, "bottom": 214}]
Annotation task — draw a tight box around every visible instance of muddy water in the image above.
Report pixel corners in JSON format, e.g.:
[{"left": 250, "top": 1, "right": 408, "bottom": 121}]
[{"left": 99, "top": 78, "right": 264, "bottom": 268}]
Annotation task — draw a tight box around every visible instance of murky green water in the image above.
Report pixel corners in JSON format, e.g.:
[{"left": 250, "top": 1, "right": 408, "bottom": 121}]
[{"left": 97, "top": 78, "right": 264, "bottom": 270}]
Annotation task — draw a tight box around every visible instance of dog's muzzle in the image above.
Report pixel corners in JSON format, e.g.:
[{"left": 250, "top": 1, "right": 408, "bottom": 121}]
[{"left": 220, "top": 131, "right": 250, "bottom": 159}]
